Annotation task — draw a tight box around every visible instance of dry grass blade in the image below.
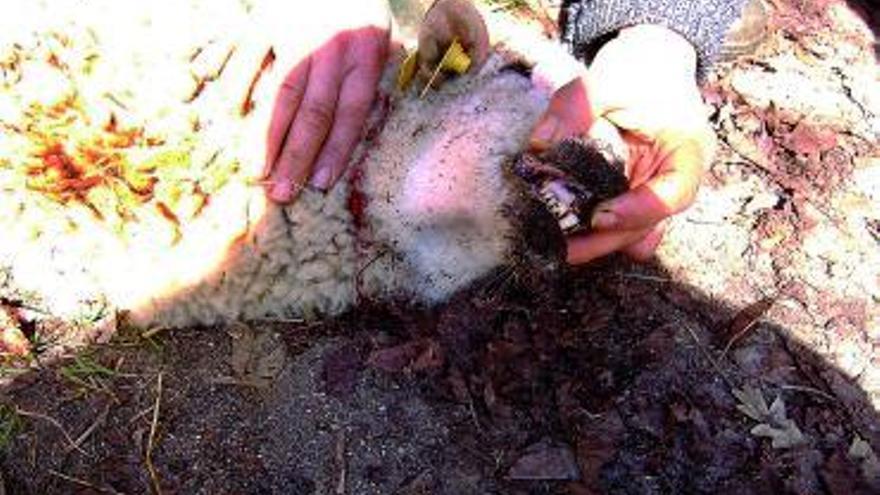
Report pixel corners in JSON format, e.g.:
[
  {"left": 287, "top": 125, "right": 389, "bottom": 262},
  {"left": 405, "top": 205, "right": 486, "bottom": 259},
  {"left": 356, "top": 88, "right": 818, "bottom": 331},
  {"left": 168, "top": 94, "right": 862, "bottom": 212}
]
[
  {"left": 48, "top": 469, "right": 123, "bottom": 495},
  {"left": 65, "top": 403, "right": 111, "bottom": 454},
  {"left": 140, "top": 326, "right": 169, "bottom": 339},
  {"left": 15, "top": 408, "right": 88, "bottom": 456},
  {"left": 146, "top": 372, "right": 164, "bottom": 495},
  {"left": 127, "top": 405, "right": 154, "bottom": 426},
  {"left": 779, "top": 384, "right": 838, "bottom": 403},
  {"left": 683, "top": 322, "right": 734, "bottom": 388}
]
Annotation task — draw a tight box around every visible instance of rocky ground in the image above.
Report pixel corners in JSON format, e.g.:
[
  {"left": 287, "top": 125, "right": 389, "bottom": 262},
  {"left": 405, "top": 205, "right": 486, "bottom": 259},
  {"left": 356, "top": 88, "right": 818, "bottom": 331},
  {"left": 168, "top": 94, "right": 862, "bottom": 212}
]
[{"left": 0, "top": 0, "right": 879, "bottom": 494}]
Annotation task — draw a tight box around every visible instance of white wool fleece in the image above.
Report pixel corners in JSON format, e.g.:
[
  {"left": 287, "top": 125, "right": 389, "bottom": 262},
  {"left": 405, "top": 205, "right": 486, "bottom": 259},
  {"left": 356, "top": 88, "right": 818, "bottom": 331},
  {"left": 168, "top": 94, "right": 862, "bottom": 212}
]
[{"left": 136, "top": 49, "right": 553, "bottom": 327}]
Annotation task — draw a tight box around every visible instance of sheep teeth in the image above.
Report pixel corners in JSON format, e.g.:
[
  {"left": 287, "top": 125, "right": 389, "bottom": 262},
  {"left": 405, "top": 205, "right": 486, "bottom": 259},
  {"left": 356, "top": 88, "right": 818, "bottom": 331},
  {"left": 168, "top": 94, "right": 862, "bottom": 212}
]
[{"left": 538, "top": 180, "right": 582, "bottom": 233}]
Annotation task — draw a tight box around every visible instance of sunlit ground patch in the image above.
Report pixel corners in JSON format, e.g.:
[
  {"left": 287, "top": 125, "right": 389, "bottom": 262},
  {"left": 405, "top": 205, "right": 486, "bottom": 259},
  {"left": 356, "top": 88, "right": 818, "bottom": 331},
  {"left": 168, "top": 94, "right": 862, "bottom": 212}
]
[{"left": 0, "top": 2, "right": 273, "bottom": 360}]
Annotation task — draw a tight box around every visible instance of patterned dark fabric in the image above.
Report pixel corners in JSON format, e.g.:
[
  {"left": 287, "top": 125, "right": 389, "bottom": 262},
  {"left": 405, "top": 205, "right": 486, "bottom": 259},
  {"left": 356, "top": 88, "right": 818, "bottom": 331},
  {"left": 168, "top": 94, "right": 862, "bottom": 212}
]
[{"left": 559, "top": 0, "right": 748, "bottom": 76}]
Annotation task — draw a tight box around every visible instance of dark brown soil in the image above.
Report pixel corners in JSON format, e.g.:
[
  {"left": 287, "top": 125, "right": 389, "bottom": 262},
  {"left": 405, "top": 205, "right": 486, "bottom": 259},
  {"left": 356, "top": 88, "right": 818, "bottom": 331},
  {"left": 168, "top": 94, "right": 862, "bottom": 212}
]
[{"left": 3, "top": 257, "right": 879, "bottom": 494}]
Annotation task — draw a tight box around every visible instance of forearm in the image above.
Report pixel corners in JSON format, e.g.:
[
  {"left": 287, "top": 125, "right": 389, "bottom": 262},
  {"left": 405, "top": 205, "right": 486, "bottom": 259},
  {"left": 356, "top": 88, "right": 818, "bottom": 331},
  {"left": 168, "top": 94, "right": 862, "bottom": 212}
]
[{"left": 559, "top": 0, "right": 748, "bottom": 75}]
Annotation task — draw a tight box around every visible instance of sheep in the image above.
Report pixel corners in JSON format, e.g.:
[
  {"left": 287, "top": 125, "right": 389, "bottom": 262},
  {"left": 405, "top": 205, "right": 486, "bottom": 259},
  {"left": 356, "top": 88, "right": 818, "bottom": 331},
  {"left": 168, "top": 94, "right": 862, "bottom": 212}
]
[
  {"left": 131, "top": 47, "right": 558, "bottom": 327},
  {"left": 0, "top": 2, "right": 621, "bottom": 331}
]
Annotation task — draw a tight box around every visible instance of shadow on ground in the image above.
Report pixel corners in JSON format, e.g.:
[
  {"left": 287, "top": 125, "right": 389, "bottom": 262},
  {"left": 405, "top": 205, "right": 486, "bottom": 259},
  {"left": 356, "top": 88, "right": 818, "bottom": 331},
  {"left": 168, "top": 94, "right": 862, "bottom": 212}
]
[{"left": 1, "top": 256, "right": 877, "bottom": 494}]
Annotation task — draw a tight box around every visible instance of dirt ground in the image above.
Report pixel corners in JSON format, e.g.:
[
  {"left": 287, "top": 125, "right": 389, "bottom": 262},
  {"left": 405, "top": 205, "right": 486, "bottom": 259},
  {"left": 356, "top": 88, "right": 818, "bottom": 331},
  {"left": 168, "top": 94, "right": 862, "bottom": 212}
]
[{"left": 1, "top": 0, "right": 879, "bottom": 494}]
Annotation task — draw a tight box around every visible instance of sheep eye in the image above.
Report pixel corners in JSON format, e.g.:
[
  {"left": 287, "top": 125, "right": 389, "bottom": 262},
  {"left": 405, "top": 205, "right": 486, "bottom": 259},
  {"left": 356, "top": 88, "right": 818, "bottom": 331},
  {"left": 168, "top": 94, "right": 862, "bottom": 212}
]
[{"left": 498, "top": 61, "right": 533, "bottom": 78}]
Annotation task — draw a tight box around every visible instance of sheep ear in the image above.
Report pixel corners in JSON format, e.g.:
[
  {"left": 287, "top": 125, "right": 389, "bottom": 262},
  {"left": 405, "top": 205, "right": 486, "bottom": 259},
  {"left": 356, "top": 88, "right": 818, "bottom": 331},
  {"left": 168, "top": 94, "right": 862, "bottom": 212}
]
[{"left": 416, "top": 0, "right": 489, "bottom": 85}]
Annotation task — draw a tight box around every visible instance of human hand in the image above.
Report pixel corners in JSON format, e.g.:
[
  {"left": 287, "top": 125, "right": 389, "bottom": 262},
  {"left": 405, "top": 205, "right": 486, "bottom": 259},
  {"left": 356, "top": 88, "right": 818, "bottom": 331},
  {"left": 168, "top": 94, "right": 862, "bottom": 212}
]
[
  {"left": 261, "top": 0, "right": 390, "bottom": 203},
  {"left": 529, "top": 24, "right": 715, "bottom": 264}
]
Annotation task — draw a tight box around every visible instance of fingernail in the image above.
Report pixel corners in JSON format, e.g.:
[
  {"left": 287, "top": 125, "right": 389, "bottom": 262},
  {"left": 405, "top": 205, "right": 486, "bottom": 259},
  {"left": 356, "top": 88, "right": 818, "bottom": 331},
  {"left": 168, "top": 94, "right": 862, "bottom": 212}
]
[
  {"left": 270, "top": 180, "right": 291, "bottom": 203},
  {"left": 530, "top": 115, "right": 559, "bottom": 148},
  {"left": 309, "top": 166, "right": 332, "bottom": 191},
  {"left": 591, "top": 210, "right": 619, "bottom": 229}
]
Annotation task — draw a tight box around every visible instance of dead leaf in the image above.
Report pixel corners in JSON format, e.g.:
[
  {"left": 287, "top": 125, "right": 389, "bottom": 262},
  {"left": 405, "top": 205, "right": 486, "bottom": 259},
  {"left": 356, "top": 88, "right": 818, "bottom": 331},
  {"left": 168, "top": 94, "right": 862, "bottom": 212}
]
[
  {"left": 367, "top": 339, "right": 440, "bottom": 373},
  {"left": 733, "top": 385, "right": 770, "bottom": 421},
  {"left": 849, "top": 436, "right": 880, "bottom": 483},
  {"left": 410, "top": 339, "right": 443, "bottom": 372},
  {"left": 366, "top": 341, "right": 420, "bottom": 373},
  {"left": 321, "top": 344, "right": 363, "bottom": 397},
  {"left": 720, "top": 297, "right": 775, "bottom": 348},
  {"left": 734, "top": 386, "right": 807, "bottom": 449},
  {"left": 750, "top": 418, "right": 806, "bottom": 449}
]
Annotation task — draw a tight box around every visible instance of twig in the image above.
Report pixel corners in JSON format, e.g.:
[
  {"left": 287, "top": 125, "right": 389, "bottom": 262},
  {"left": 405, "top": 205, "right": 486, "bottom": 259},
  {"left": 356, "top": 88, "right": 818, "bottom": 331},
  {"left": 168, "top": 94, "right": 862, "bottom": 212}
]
[
  {"left": 780, "top": 384, "right": 839, "bottom": 404},
  {"left": 466, "top": 393, "right": 483, "bottom": 432},
  {"left": 240, "top": 47, "right": 276, "bottom": 117},
  {"left": 15, "top": 408, "right": 88, "bottom": 456},
  {"left": 682, "top": 323, "right": 734, "bottom": 388},
  {"left": 65, "top": 403, "right": 110, "bottom": 454},
  {"left": 127, "top": 405, "right": 155, "bottom": 426},
  {"left": 48, "top": 469, "right": 122, "bottom": 494},
  {"left": 335, "top": 430, "right": 347, "bottom": 495},
  {"left": 719, "top": 136, "right": 774, "bottom": 176},
  {"left": 102, "top": 92, "right": 129, "bottom": 110},
  {"left": 622, "top": 273, "right": 670, "bottom": 283},
  {"left": 208, "top": 376, "right": 264, "bottom": 388},
  {"left": 141, "top": 326, "right": 169, "bottom": 339},
  {"left": 108, "top": 357, "right": 142, "bottom": 380},
  {"left": 0, "top": 297, "right": 50, "bottom": 315},
  {"left": 28, "top": 434, "right": 37, "bottom": 468},
  {"left": 355, "top": 249, "right": 390, "bottom": 303},
  {"left": 249, "top": 317, "right": 305, "bottom": 324},
  {"left": 718, "top": 320, "right": 760, "bottom": 362},
  {"left": 146, "top": 372, "right": 164, "bottom": 495}
]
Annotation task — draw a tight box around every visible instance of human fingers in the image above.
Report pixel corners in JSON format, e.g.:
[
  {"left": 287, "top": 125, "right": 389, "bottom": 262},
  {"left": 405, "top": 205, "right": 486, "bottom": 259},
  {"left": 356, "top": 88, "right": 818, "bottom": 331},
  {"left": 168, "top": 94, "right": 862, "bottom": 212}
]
[
  {"left": 418, "top": 0, "right": 489, "bottom": 73},
  {"left": 310, "top": 28, "right": 388, "bottom": 190},
  {"left": 590, "top": 133, "right": 707, "bottom": 232},
  {"left": 264, "top": 58, "right": 310, "bottom": 178},
  {"left": 528, "top": 77, "right": 595, "bottom": 150},
  {"left": 566, "top": 226, "right": 652, "bottom": 265},
  {"left": 268, "top": 40, "right": 346, "bottom": 203},
  {"left": 621, "top": 221, "right": 667, "bottom": 261}
]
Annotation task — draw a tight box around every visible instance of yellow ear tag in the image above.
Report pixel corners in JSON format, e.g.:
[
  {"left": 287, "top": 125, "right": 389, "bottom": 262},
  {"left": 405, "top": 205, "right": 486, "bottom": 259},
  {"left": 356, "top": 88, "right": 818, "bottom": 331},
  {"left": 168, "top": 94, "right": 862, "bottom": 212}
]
[
  {"left": 420, "top": 38, "right": 472, "bottom": 98},
  {"left": 397, "top": 50, "right": 419, "bottom": 91},
  {"left": 441, "top": 38, "right": 472, "bottom": 74}
]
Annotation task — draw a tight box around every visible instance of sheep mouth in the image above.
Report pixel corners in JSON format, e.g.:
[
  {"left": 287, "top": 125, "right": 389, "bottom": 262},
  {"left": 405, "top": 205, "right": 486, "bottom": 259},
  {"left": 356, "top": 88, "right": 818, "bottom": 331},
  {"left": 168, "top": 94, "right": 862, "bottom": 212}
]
[{"left": 508, "top": 139, "right": 629, "bottom": 236}]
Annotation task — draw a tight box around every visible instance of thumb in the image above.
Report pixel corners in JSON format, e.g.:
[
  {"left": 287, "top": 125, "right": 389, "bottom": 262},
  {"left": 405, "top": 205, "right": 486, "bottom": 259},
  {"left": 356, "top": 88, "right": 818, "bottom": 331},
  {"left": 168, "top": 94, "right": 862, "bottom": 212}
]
[{"left": 529, "top": 77, "right": 596, "bottom": 151}]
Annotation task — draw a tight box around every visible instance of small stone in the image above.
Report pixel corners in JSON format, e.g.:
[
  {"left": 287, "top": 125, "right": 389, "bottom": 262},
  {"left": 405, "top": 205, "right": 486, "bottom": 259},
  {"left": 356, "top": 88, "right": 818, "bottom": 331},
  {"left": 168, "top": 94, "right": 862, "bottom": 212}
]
[{"left": 507, "top": 438, "right": 581, "bottom": 481}]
